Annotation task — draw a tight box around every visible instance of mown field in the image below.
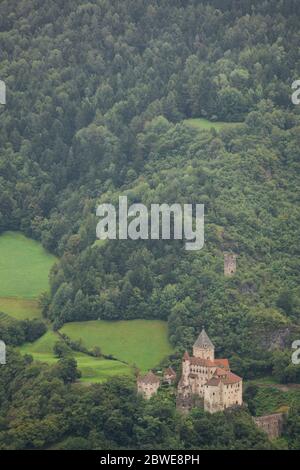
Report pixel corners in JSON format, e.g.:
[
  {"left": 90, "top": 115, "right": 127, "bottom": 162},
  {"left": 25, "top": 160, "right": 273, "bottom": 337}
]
[
  {"left": 0, "top": 231, "right": 57, "bottom": 300},
  {"left": 1, "top": 232, "right": 174, "bottom": 381},
  {"left": 61, "top": 319, "right": 174, "bottom": 372},
  {"left": 18, "top": 318, "right": 173, "bottom": 381},
  {"left": 184, "top": 117, "right": 243, "bottom": 131},
  {"left": 0, "top": 231, "right": 56, "bottom": 321},
  {"left": 19, "top": 330, "right": 131, "bottom": 383},
  {"left": 0, "top": 298, "right": 41, "bottom": 320}
]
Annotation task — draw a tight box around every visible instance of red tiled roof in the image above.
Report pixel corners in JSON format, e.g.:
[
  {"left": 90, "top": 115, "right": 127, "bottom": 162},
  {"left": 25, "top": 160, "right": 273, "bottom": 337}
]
[
  {"left": 213, "top": 359, "right": 230, "bottom": 370},
  {"left": 164, "top": 367, "right": 176, "bottom": 377},
  {"left": 190, "top": 357, "right": 216, "bottom": 367},
  {"left": 188, "top": 357, "right": 230, "bottom": 369},
  {"left": 137, "top": 371, "right": 160, "bottom": 384},
  {"left": 205, "top": 370, "right": 242, "bottom": 386},
  {"left": 213, "top": 367, "right": 228, "bottom": 377},
  {"left": 222, "top": 371, "right": 242, "bottom": 385},
  {"left": 206, "top": 377, "right": 222, "bottom": 387}
]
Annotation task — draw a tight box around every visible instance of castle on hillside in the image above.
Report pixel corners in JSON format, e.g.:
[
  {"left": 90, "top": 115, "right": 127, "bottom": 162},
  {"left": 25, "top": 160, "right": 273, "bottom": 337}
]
[
  {"left": 176, "top": 329, "right": 243, "bottom": 413},
  {"left": 137, "top": 329, "right": 243, "bottom": 414}
]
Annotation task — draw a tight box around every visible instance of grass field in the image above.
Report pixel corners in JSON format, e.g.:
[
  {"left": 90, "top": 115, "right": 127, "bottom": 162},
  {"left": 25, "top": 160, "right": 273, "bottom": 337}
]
[
  {"left": 18, "top": 318, "right": 173, "bottom": 381},
  {"left": 61, "top": 319, "right": 174, "bottom": 371},
  {"left": 0, "top": 297, "right": 41, "bottom": 320},
  {"left": 184, "top": 118, "right": 243, "bottom": 131},
  {"left": 0, "top": 231, "right": 57, "bottom": 299},
  {"left": 19, "top": 330, "right": 58, "bottom": 356},
  {"left": 1, "top": 232, "right": 173, "bottom": 381},
  {"left": 19, "top": 331, "right": 131, "bottom": 383},
  {"left": 0, "top": 311, "right": 15, "bottom": 326}
]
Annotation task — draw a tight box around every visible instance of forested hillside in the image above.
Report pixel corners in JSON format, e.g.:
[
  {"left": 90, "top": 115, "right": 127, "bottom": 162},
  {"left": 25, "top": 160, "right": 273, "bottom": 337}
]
[{"left": 0, "top": 0, "right": 300, "bottom": 450}]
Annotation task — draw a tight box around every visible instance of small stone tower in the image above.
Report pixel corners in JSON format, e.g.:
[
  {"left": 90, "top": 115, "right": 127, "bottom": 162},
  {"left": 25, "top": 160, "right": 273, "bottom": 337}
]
[
  {"left": 182, "top": 351, "right": 191, "bottom": 383},
  {"left": 193, "top": 328, "right": 214, "bottom": 361},
  {"left": 224, "top": 252, "right": 237, "bottom": 276},
  {"left": 137, "top": 371, "right": 160, "bottom": 399}
]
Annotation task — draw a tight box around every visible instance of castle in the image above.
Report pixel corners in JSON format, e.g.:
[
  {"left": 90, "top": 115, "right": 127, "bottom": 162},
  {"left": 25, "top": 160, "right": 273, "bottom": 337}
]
[
  {"left": 137, "top": 329, "right": 243, "bottom": 414},
  {"left": 177, "top": 329, "right": 243, "bottom": 413}
]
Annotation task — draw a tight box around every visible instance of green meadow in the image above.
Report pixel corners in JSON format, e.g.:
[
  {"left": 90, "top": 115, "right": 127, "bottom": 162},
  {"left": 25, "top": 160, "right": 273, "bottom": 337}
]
[
  {"left": 184, "top": 118, "right": 243, "bottom": 132},
  {"left": 0, "top": 231, "right": 57, "bottom": 299},
  {"left": 0, "top": 311, "right": 15, "bottom": 326},
  {"left": 0, "top": 297, "right": 41, "bottom": 320},
  {"left": 61, "top": 319, "right": 174, "bottom": 372},
  {"left": 19, "top": 330, "right": 58, "bottom": 356},
  {"left": 18, "top": 318, "right": 173, "bottom": 381},
  {"left": 19, "top": 331, "right": 131, "bottom": 383},
  {"left": 1, "top": 232, "right": 174, "bottom": 381}
]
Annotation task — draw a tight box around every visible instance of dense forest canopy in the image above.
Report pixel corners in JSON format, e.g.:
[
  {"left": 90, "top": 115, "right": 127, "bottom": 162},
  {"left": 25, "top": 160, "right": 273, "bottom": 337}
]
[{"left": 0, "top": 0, "right": 300, "bottom": 450}]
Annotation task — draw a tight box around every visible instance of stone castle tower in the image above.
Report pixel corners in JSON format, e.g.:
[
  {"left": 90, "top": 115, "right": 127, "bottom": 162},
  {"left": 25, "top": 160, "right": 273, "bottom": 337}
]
[
  {"left": 193, "top": 328, "right": 214, "bottom": 360},
  {"left": 137, "top": 371, "right": 160, "bottom": 399},
  {"left": 224, "top": 252, "right": 237, "bottom": 276}
]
